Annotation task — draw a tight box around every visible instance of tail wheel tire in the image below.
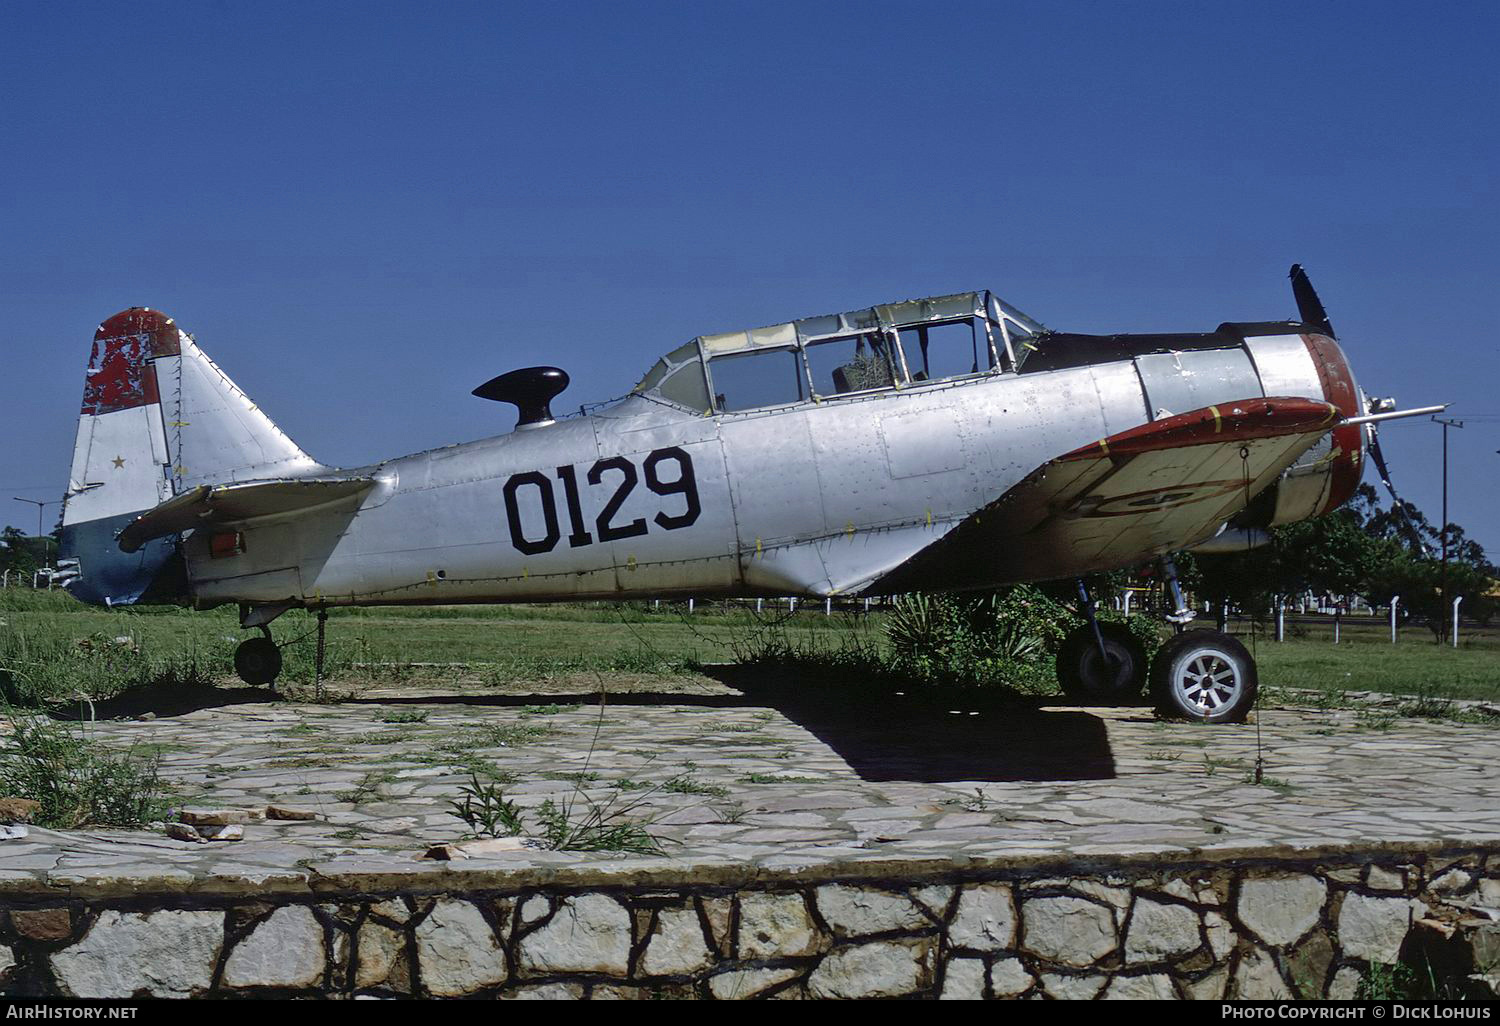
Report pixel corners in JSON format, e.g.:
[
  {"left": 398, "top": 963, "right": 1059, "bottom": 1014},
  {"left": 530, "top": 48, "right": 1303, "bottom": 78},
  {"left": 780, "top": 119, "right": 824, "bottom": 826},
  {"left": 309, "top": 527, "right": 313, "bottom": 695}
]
[
  {"left": 1056, "top": 622, "right": 1148, "bottom": 704},
  {"left": 234, "top": 637, "right": 283, "bottom": 687},
  {"left": 1151, "top": 629, "right": 1257, "bottom": 723}
]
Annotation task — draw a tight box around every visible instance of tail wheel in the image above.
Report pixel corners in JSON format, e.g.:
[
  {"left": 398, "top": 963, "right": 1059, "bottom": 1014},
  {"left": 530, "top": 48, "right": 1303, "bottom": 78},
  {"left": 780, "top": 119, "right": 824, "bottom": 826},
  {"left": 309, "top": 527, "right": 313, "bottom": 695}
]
[
  {"left": 1056, "top": 622, "right": 1148, "bottom": 704},
  {"left": 234, "top": 636, "right": 282, "bottom": 687},
  {"left": 1150, "top": 630, "right": 1257, "bottom": 723}
]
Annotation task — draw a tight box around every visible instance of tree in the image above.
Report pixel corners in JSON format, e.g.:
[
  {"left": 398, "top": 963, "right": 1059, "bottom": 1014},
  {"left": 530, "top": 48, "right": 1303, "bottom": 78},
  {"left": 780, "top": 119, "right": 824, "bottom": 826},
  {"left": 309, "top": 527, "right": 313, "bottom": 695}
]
[
  {"left": 0, "top": 526, "right": 41, "bottom": 579},
  {"left": 1189, "top": 482, "right": 1498, "bottom": 642}
]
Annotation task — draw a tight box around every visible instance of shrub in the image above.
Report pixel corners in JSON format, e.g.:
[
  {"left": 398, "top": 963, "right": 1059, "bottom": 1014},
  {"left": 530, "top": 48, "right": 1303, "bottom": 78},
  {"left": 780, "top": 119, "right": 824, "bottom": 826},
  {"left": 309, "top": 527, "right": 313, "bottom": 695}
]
[
  {"left": 885, "top": 586, "right": 1163, "bottom": 691},
  {"left": 885, "top": 586, "right": 1070, "bottom": 689}
]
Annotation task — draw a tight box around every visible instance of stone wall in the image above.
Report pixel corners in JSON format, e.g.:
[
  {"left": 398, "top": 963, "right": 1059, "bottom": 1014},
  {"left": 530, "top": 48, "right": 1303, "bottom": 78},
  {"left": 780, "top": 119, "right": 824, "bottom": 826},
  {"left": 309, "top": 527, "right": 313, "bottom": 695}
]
[{"left": 2, "top": 850, "right": 1496, "bottom": 999}]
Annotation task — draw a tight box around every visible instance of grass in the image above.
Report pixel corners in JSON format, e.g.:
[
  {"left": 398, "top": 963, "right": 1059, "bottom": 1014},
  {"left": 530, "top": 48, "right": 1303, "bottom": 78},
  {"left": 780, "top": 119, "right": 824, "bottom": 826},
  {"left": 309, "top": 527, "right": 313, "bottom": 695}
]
[
  {"left": 1225, "top": 613, "right": 1500, "bottom": 703},
  {"left": 0, "top": 587, "right": 870, "bottom": 705},
  {"left": 4, "top": 586, "right": 1499, "bottom": 712}
]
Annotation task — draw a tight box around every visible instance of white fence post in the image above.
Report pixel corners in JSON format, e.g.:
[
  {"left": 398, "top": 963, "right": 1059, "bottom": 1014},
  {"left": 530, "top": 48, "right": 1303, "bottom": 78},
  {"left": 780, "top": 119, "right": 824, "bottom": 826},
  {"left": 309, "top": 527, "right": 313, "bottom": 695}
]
[
  {"left": 1390, "top": 595, "right": 1400, "bottom": 643},
  {"left": 1453, "top": 595, "right": 1464, "bottom": 648},
  {"left": 1275, "top": 599, "right": 1285, "bottom": 642}
]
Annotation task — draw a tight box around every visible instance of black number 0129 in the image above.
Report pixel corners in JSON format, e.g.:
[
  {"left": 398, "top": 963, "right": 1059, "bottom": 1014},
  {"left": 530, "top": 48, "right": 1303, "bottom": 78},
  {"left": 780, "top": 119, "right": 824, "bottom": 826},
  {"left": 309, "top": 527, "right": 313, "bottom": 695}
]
[{"left": 504, "top": 447, "right": 701, "bottom": 555}]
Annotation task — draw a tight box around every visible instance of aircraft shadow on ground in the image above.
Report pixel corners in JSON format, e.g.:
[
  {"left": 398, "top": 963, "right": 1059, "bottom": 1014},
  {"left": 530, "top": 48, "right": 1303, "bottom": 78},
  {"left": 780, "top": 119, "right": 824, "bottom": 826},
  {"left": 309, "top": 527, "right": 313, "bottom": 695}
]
[
  {"left": 66, "top": 671, "right": 1118, "bottom": 784},
  {"left": 50, "top": 681, "right": 272, "bottom": 720},
  {"left": 703, "top": 666, "right": 1118, "bottom": 783},
  {"left": 345, "top": 668, "right": 1120, "bottom": 784}
]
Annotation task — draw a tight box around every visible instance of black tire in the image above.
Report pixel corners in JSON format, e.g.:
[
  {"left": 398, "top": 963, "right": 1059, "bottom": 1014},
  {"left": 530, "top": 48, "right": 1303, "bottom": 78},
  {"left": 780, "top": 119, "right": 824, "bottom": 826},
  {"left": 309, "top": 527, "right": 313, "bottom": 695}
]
[
  {"left": 234, "top": 637, "right": 283, "bottom": 687},
  {"left": 1056, "top": 622, "right": 1149, "bottom": 704},
  {"left": 1150, "top": 629, "right": 1257, "bottom": 723}
]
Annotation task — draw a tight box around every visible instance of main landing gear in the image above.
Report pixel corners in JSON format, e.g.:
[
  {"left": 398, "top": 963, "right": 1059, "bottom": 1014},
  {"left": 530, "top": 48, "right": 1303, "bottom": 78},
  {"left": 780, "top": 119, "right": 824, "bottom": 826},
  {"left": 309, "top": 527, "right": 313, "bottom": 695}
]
[
  {"left": 1055, "top": 561, "right": 1258, "bottom": 723},
  {"left": 233, "top": 606, "right": 332, "bottom": 692},
  {"left": 234, "top": 627, "right": 282, "bottom": 686},
  {"left": 1056, "top": 580, "right": 1148, "bottom": 704}
]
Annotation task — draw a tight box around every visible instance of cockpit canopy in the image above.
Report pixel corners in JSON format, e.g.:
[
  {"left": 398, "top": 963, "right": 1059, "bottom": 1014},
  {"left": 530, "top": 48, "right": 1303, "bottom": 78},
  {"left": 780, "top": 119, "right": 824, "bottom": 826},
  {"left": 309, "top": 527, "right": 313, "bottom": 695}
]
[{"left": 632, "top": 291, "right": 1046, "bottom": 414}]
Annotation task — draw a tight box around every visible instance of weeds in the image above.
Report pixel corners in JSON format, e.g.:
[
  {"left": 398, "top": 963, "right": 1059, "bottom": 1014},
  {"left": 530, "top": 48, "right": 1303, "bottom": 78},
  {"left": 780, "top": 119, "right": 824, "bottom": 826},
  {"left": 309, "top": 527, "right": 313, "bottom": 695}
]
[
  {"left": 433, "top": 723, "right": 554, "bottom": 755},
  {"left": 739, "top": 773, "right": 823, "bottom": 784},
  {"left": 344, "top": 731, "right": 418, "bottom": 746},
  {"left": 336, "top": 770, "right": 395, "bottom": 805},
  {"left": 534, "top": 797, "right": 664, "bottom": 855},
  {"left": 379, "top": 710, "right": 429, "bottom": 723},
  {"left": 662, "top": 774, "right": 729, "bottom": 798},
  {"left": 961, "top": 788, "right": 990, "bottom": 812},
  {"left": 714, "top": 802, "right": 747, "bottom": 824},
  {"left": 521, "top": 697, "right": 666, "bottom": 855},
  {"left": 1245, "top": 773, "right": 1295, "bottom": 793},
  {"left": 0, "top": 712, "right": 172, "bottom": 828},
  {"left": 1356, "top": 958, "right": 1474, "bottom": 1001},
  {"left": 448, "top": 772, "right": 525, "bottom": 838},
  {"left": 468, "top": 724, "right": 555, "bottom": 747}
]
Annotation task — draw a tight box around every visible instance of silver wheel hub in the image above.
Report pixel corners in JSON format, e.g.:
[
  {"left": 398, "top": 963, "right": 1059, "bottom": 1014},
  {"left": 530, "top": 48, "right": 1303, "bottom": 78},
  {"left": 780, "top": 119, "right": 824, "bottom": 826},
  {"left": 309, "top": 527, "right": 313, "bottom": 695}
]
[{"left": 1173, "top": 646, "right": 1242, "bottom": 715}]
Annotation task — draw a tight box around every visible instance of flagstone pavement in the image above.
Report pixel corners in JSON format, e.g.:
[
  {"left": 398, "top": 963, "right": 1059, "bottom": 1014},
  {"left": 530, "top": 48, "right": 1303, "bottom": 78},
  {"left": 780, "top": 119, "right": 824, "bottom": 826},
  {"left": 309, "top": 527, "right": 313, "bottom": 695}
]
[{"left": 5, "top": 680, "right": 1498, "bottom": 897}]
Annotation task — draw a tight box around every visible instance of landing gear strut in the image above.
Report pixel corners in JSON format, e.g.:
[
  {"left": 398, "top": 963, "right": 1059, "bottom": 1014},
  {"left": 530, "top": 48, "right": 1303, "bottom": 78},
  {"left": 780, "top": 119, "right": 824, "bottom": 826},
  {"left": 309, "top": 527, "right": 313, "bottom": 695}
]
[
  {"left": 1160, "top": 555, "right": 1196, "bottom": 631},
  {"left": 1148, "top": 556, "right": 1258, "bottom": 722},
  {"left": 1056, "top": 579, "right": 1148, "bottom": 703}
]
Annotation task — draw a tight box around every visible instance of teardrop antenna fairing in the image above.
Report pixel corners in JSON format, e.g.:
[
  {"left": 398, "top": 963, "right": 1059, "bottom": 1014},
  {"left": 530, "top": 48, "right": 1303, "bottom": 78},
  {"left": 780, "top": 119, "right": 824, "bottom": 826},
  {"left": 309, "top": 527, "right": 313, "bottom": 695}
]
[{"left": 473, "top": 367, "right": 570, "bottom": 428}]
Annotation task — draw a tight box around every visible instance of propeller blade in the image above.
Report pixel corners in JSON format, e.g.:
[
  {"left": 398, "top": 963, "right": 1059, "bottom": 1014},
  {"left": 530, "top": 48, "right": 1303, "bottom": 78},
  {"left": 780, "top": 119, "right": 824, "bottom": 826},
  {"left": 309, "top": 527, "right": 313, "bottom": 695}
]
[
  {"left": 1365, "top": 423, "right": 1433, "bottom": 556},
  {"left": 1289, "top": 264, "right": 1336, "bottom": 339}
]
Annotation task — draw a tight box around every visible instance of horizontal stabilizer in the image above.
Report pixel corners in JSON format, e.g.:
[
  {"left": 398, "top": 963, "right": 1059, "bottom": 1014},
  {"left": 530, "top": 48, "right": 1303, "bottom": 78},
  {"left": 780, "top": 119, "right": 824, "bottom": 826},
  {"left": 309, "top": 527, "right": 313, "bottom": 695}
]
[{"left": 117, "top": 477, "right": 374, "bottom": 553}]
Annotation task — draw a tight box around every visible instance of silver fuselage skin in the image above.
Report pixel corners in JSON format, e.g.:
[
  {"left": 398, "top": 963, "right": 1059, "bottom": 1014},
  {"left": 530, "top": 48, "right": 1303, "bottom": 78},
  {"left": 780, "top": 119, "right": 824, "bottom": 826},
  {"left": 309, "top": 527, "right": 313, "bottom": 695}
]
[{"left": 179, "top": 332, "right": 1351, "bottom": 609}]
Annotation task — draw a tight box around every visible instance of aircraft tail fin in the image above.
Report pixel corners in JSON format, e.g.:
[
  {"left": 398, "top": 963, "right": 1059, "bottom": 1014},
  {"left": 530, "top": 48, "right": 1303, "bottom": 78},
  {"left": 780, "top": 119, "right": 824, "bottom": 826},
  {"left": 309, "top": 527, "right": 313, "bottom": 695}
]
[{"left": 60, "top": 308, "right": 324, "bottom": 606}]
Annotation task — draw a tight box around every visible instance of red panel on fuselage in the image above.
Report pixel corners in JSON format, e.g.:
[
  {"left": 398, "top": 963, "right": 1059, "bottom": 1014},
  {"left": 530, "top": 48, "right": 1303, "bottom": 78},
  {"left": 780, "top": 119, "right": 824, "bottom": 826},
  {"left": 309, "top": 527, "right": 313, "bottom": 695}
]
[{"left": 1058, "top": 397, "right": 1340, "bottom": 463}]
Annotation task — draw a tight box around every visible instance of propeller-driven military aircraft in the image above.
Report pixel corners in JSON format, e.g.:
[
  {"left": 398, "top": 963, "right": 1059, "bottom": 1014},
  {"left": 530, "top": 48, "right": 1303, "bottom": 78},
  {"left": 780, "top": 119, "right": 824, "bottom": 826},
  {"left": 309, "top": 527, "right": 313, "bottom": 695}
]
[{"left": 58, "top": 266, "right": 1440, "bottom": 722}]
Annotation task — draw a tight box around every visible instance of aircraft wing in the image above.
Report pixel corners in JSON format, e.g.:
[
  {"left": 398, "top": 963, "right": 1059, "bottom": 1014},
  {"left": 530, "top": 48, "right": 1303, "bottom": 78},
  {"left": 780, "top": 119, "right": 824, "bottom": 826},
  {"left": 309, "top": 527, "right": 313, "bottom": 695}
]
[
  {"left": 117, "top": 477, "right": 375, "bottom": 553},
  {"left": 875, "top": 397, "right": 1341, "bottom": 589}
]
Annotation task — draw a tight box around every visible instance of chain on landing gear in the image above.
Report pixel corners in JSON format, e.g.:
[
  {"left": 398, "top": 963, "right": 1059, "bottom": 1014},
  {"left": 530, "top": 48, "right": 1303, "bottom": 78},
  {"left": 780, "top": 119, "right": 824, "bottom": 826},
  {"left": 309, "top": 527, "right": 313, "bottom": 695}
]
[
  {"left": 314, "top": 609, "right": 327, "bottom": 701},
  {"left": 1055, "top": 578, "right": 1148, "bottom": 704}
]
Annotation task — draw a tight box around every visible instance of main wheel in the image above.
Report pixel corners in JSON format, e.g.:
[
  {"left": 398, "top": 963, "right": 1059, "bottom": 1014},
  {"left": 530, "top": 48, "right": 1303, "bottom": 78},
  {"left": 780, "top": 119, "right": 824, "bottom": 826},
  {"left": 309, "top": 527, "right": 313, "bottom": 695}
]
[
  {"left": 234, "top": 636, "right": 283, "bottom": 686},
  {"left": 1056, "top": 622, "right": 1148, "bottom": 704},
  {"left": 1150, "top": 630, "right": 1257, "bottom": 723}
]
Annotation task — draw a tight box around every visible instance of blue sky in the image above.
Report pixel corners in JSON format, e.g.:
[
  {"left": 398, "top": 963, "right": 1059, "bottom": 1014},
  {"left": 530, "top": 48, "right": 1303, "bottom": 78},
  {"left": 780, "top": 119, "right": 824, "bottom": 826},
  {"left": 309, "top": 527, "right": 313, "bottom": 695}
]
[{"left": 3, "top": 1, "right": 1497, "bottom": 553}]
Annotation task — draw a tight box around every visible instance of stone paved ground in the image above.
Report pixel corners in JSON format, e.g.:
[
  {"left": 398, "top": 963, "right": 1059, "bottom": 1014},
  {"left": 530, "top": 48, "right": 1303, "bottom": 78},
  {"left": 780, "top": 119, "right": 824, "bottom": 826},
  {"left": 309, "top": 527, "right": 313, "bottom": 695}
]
[{"left": 5, "top": 674, "right": 1500, "bottom": 895}]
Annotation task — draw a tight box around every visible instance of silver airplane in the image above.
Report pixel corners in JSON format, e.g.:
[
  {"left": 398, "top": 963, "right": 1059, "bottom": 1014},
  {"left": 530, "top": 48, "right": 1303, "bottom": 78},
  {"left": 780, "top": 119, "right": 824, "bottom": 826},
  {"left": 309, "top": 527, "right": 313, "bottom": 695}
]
[{"left": 57, "top": 267, "right": 1439, "bottom": 722}]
